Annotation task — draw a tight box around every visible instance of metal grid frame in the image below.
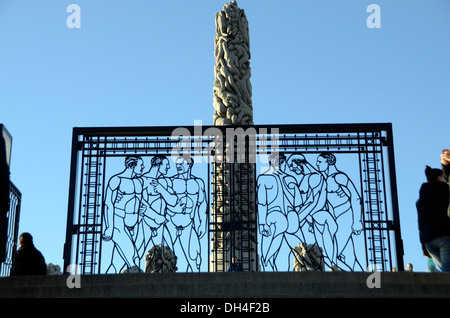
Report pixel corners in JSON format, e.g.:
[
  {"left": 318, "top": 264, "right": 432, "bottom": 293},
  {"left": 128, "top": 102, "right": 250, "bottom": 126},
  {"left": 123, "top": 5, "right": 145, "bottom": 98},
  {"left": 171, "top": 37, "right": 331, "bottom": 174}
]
[
  {"left": 0, "top": 182, "right": 22, "bottom": 277},
  {"left": 63, "top": 123, "right": 404, "bottom": 273}
]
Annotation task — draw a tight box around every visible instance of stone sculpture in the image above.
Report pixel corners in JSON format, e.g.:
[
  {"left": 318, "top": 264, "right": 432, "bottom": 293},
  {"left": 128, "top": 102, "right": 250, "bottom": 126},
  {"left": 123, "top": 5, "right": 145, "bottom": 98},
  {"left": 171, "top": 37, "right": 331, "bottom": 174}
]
[
  {"left": 120, "top": 265, "right": 143, "bottom": 274},
  {"left": 210, "top": 2, "right": 258, "bottom": 272},
  {"left": 292, "top": 243, "right": 325, "bottom": 272},
  {"left": 47, "top": 263, "right": 62, "bottom": 275},
  {"left": 145, "top": 244, "right": 177, "bottom": 273},
  {"left": 213, "top": 1, "right": 253, "bottom": 126}
]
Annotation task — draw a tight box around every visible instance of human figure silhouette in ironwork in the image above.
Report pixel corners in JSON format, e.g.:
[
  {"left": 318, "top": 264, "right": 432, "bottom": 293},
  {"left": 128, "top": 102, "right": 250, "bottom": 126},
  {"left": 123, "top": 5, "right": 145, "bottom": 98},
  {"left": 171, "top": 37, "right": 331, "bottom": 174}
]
[
  {"left": 103, "top": 156, "right": 148, "bottom": 273},
  {"left": 316, "top": 153, "right": 364, "bottom": 271},
  {"left": 165, "top": 155, "right": 207, "bottom": 272},
  {"left": 287, "top": 154, "right": 337, "bottom": 268},
  {"left": 141, "top": 155, "right": 176, "bottom": 253},
  {"left": 257, "top": 153, "right": 303, "bottom": 271}
]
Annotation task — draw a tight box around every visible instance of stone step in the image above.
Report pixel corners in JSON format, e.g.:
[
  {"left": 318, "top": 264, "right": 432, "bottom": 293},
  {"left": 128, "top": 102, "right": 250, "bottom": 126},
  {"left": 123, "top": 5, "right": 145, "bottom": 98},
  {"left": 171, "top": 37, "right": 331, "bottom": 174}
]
[{"left": 0, "top": 271, "right": 449, "bottom": 298}]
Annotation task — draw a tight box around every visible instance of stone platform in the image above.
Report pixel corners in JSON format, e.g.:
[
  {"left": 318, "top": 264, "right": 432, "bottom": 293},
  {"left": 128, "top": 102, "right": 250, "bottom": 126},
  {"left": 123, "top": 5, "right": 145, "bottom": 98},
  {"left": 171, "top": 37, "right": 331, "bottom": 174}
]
[{"left": 0, "top": 271, "right": 449, "bottom": 298}]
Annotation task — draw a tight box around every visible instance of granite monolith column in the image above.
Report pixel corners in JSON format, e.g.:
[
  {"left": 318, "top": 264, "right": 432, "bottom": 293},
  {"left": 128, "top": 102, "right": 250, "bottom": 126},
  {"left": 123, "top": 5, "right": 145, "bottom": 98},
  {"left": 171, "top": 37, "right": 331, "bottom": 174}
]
[{"left": 210, "top": 1, "right": 258, "bottom": 272}]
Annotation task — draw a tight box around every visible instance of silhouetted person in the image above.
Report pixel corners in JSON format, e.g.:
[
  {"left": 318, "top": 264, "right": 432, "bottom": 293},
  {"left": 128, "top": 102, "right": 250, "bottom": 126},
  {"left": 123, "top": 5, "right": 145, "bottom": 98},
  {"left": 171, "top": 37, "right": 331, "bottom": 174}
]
[
  {"left": 416, "top": 166, "right": 450, "bottom": 272},
  {"left": 227, "top": 257, "right": 243, "bottom": 272},
  {"left": 12, "top": 232, "right": 47, "bottom": 275}
]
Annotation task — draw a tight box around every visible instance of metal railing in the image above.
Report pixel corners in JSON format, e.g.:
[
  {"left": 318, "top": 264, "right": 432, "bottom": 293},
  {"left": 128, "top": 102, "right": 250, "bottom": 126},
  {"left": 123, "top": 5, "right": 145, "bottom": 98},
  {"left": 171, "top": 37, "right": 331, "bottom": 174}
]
[
  {"left": 0, "top": 182, "right": 22, "bottom": 277},
  {"left": 63, "top": 123, "right": 404, "bottom": 274}
]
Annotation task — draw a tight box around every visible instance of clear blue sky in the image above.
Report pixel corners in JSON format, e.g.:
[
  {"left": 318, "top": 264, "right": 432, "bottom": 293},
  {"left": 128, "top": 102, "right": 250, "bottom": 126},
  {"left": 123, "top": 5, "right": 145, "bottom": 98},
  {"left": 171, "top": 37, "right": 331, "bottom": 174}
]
[{"left": 1, "top": 0, "right": 449, "bottom": 273}]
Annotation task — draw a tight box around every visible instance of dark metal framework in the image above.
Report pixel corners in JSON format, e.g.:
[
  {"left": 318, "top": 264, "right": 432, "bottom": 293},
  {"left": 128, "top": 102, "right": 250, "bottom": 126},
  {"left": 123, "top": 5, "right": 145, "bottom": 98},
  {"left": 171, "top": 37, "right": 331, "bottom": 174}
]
[
  {"left": 0, "top": 182, "right": 22, "bottom": 277},
  {"left": 63, "top": 123, "right": 404, "bottom": 274}
]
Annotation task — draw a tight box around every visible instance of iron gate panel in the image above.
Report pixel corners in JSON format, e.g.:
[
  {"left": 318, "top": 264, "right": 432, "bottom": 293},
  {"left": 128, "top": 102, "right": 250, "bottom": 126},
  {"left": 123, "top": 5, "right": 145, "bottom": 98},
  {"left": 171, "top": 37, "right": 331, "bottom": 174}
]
[
  {"left": 0, "top": 182, "right": 22, "bottom": 277},
  {"left": 63, "top": 123, "right": 403, "bottom": 274}
]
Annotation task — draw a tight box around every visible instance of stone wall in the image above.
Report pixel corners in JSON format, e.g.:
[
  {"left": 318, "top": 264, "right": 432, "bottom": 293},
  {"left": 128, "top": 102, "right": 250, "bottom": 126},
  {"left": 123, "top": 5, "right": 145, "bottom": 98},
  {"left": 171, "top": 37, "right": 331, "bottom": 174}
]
[{"left": 1, "top": 271, "right": 449, "bottom": 298}]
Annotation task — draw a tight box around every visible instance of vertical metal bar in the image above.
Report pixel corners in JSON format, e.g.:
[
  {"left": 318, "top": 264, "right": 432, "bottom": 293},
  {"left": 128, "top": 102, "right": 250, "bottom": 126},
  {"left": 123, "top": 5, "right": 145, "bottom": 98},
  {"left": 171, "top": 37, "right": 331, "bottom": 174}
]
[
  {"left": 369, "top": 131, "right": 387, "bottom": 271},
  {"left": 81, "top": 138, "right": 91, "bottom": 274},
  {"left": 362, "top": 131, "right": 377, "bottom": 270},
  {"left": 75, "top": 139, "right": 86, "bottom": 273},
  {"left": 63, "top": 128, "right": 80, "bottom": 272},
  {"left": 379, "top": 137, "right": 393, "bottom": 271},
  {"left": 98, "top": 136, "right": 108, "bottom": 273},
  {"left": 229, "top": 160, "right": 235, "bottom": 271},
  {"left": 385, "top": 123, "right": 404, "bottom": 271},
  {"left": 357, "top": 132, "right": 369, "bottom": 270},
  {"left": 207, "top": 145, "right": 211, "bottom": 273},
  {"left": 253, "top": 159, "right": 258, "bottom": 272}
]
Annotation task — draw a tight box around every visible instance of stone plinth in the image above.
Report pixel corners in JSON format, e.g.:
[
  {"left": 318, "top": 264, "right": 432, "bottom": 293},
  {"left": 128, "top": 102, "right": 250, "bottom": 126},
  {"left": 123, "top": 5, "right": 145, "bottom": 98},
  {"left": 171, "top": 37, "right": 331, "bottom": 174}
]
[{"left": 1, "top": 271, "right": 450, "bottom": 298}]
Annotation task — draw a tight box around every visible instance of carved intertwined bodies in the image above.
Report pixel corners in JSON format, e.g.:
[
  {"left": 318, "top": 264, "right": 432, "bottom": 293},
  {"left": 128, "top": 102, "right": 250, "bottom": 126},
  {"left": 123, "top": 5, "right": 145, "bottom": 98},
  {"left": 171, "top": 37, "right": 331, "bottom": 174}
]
[{"left": 213, "top": 1, "right": 253, "bottom": 126}]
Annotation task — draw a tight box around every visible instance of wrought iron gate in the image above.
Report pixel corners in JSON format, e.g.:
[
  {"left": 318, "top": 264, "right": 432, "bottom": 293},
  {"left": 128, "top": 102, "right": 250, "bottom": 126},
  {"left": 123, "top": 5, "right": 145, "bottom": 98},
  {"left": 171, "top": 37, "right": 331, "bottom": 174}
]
[
  {"left": 0, "top": 182, "right": 22, "bottom": 277},
  {"left": 63, "top": 123, "right": 404, "bottom": 274}
]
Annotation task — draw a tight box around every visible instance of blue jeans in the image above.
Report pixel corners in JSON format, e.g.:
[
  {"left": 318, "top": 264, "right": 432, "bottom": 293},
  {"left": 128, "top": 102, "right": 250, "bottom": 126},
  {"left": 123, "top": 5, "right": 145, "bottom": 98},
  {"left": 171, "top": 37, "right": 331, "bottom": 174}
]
[{"left": 425, "top": 236, "right": 450, "bottom": 272}]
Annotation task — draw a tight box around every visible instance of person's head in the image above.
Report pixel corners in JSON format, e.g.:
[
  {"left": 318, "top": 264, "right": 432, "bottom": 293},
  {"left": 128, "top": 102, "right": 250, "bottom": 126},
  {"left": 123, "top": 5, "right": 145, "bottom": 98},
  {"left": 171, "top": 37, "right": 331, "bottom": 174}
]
[
  {"left": 425, "top": 165, "right": 444, "bottom": 182},
  {"left": 176, "top": 155, "right": 193, "bottom": 174},
  {"left": 125, "top": 156, "right": 144, "bottom": 175},
  {"left": 268, "top": 153, "right": 285, "bottom": 170},
  {"left": 151, "top": 155, "right": 170, "bottom": 175},
  {"left": 19, "top": 232, "right": 33, "bottom": 247},
  {"left": 317, "top": 153, "right": 336, "bottom": 172},
  {"left": 288, "top": 154, "right": 307, "bottom": 175}
]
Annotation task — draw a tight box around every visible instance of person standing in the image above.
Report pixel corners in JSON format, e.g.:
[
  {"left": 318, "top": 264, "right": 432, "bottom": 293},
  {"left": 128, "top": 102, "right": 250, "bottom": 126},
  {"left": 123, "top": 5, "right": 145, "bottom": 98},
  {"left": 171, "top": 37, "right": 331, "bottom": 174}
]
[
  {"left": 416, "top": 165, "right": 450, "bottom": 272},
  {"left": 227, "top": 257, "right": 243, "bottom": 272},
  {"left": 12, "top": 232, "right": 47, "bottom": 275}
]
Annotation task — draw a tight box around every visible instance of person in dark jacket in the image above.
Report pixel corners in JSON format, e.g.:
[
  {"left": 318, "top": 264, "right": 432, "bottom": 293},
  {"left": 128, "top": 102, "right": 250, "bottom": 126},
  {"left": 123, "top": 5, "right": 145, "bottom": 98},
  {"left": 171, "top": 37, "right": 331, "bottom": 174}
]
[
  {"left": 12, "top": 232, "right": 47, "bottom": 275},
  {"left": 227, "top": 257, "right": 243, "bottom": 272},
  {"left": 442, "top": 149, "right": 450, "bottom": 217},
  {"left": 416, "top": 165, "right": 450, "bottom": 272}
]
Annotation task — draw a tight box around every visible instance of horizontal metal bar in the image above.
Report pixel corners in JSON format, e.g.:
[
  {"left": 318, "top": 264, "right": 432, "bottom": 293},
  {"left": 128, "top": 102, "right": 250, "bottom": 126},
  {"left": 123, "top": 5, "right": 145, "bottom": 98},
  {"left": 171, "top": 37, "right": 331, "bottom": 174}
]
[{"left": 73, "top": 123, "right": 393, "bottom": 137}]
